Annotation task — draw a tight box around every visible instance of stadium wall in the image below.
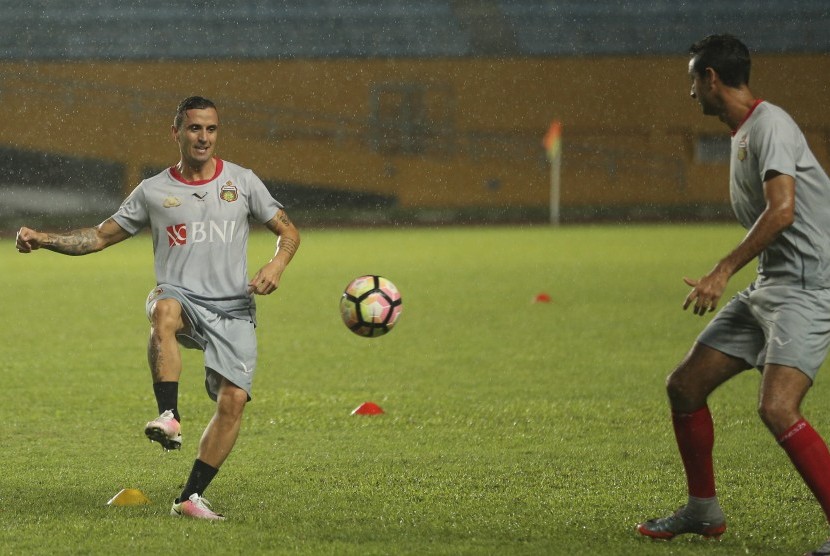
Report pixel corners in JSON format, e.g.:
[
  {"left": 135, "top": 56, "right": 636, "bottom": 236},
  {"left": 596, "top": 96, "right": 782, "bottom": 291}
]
[{"left": 0, "top": 55, "right": 828, "bottom": 225}]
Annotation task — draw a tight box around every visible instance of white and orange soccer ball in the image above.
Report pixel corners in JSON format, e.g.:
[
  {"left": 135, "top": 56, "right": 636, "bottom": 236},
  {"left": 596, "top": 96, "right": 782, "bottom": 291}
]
[{"left": 339, "top": 275, "right": 403, "bottom": 337}]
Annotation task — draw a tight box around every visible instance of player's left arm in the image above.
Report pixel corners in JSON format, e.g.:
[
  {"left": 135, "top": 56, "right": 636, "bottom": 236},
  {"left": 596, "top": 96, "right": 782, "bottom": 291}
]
[
  {"left": 248, "top": 208, "right": 301, "bottom": 295},
  {"left": 683, "top": 171, "right": 795, "bottom": 315}
]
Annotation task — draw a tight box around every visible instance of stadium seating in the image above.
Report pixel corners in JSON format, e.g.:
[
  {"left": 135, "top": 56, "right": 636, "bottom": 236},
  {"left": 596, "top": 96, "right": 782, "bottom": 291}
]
[
  {"left": 1, "top": 1, "right": 828, "bottom": 227},
  {"left": 498, "top": 0, "right": 830, "bottom": 55},
  {"left": 0, "top": 0, "right": 826, "bottom": 59},
  {"left": 0, "top": 1, "right": 469, "bottom": 58}
]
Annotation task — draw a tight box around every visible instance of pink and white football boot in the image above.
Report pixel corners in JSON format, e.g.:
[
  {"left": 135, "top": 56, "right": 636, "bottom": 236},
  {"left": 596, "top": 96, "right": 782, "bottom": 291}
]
[
  {"left": 144, "top": 409, "right": 182, "bottom": 451},
  {"left": 170, "top": 494, "right": 225, "bottom": 520}
]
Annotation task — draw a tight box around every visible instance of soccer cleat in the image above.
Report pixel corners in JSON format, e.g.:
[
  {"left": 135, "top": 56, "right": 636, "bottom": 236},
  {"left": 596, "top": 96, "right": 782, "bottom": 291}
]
[
  {"left": 636, "top": 506, "right": 726, "bottom": 540},
  {"left": 807, "top": 538, "right": 830, "bottom": 556},
  {"left": 170, "top": 493, "right": 225, "bottom": 520},
  {"left": 144, "top": 409, "right": 182, "bottom": 451}
]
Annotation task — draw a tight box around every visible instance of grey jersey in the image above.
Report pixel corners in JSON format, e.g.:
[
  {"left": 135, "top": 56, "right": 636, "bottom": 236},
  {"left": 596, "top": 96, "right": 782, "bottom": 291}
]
[
  {"left": 730, "top": 101, "right": 830, "bottom": 289},
  {"left": 112, "top": 159, "right": 282, "bottom": 314}
]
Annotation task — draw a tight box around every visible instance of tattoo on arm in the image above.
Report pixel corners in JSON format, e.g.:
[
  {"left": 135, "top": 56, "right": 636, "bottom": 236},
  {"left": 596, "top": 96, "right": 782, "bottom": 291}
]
[
  {"left": 44, "top": 228, "right": 101, "bottom": 256},
  {"left": 277, "top": 236, "right": 299, "bottom": 259},
  {"left": 278, "top": 211, "right": 292, "bottom": 227},
  {"left": 265, "top": 210, "right": 300, "bottom": 262}
]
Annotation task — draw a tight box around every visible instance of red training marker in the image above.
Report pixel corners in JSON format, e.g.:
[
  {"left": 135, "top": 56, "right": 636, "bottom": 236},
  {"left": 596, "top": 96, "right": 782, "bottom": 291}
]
[
  {"left": 533, "top": 293, "right": 552, "bottom": 303},
  {"left": 351, "top": 402, "right": 384, "bottom": 415}
]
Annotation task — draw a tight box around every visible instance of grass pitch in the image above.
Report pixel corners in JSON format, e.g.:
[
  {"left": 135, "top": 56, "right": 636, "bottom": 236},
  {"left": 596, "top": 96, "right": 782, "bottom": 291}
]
[{"left": 1, "top": 224, "right": 828, "bottom": 555}]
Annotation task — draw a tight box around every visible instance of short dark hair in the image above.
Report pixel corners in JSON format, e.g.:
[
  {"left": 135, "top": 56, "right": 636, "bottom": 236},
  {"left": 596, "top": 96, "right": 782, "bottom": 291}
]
[
  {"left": 173, "top": 96, "right": 217, "bottom": 129},
  {"left": 689, "top": 34, "right": 751, "bottom": 88}
]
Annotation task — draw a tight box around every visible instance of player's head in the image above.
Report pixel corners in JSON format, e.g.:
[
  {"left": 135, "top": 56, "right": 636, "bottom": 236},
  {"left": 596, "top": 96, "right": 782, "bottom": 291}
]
[
  {"left": 174, "top": 96, "right": 218, "bottom": 130},
  {"left": 688, "top": 34, "right": 751, "bottom": 88},
  {"left": 173, "top": 96, "right": 219, "bottom": 170}
]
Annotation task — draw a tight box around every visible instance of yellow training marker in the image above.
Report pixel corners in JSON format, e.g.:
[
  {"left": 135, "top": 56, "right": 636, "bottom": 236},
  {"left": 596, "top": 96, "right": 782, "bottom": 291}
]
[{"left": 107, "top": 488, "right": 151, "bottom": 506}]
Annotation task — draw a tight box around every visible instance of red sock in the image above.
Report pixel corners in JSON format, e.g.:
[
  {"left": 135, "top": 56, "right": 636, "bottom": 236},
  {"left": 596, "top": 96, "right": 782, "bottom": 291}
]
[
  {"left": 672, "top": 406, "right": 717, "bottom": 498},
  {"left": 778, "top": 419, "right": 830, "bottom": 522}
]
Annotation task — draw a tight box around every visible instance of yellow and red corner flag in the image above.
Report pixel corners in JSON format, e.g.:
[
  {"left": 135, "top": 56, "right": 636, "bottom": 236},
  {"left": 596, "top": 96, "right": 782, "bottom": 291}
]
[{"left": 542, "top": 120, "right": 562, "bottom": 161}]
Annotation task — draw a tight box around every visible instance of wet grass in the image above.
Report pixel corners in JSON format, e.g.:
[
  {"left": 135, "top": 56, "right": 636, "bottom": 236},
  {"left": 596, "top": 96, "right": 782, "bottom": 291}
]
[{"left": 1, "top": 223, "right": 828, "bottom": 554}]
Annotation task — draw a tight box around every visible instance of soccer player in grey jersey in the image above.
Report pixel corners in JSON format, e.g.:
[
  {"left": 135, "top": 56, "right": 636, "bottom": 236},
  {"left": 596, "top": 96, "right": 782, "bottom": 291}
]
[
  {"left": 16, "top": 96, "right": 300, "bottom": 520},
  {"left": 635, "top": 35, "right": 830, "bottom": 555}
]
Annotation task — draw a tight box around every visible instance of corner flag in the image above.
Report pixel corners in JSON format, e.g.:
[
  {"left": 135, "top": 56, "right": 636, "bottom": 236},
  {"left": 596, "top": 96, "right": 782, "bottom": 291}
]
[
  {"left": 542, "top": 120, "right": 563, "bottom": 225},
  {"left": 542, "top": 120, "right": 562, "bottom": 162}
]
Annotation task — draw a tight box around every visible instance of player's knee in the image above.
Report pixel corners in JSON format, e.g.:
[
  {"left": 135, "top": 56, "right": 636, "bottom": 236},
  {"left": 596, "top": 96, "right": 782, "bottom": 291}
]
[
  {"left": 757, "top": 398, "right": 798, "bottom": 435},
  {"left": 217, "top": 383, "right": 248, "bottom": 419},
  {"left": 666, "top": 370, "right": 690, "bottom": 404},
  {"left": 666, "top": 367, "right": 708, "bottom": 412},
  {"left": 150, "top": 298, "right": 184, "bottom": 334}
]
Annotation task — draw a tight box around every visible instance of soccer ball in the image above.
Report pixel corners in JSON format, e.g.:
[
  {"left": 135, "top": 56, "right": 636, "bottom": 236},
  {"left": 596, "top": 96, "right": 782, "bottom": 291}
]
[{"left": 339, "top": 275, "right": 403, "bottom": 337}]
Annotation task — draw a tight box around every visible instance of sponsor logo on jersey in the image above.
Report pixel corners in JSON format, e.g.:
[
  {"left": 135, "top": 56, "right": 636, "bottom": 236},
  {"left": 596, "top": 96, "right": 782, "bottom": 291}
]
[
  {"left": 220, "top": 181, "right": 238, "bottom": 203},
  {"left": 192, "top": 192, "right": 208, "bottom": 201},
  {"left": 165, "top": 220, "right": 238, "bottom": 247},
  {"left": 166, "top": 223, "right": 187, "bottom": 246},
  {"left": 737, "top": 134, "right": 748, "bottom": 161},
  {"left": 163, "top": 195, "right": 182, "bottom": 208}
]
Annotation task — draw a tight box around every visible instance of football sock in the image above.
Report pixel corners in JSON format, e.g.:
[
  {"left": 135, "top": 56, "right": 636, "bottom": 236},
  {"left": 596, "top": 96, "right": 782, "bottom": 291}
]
[
  {"left": 153, "top": 381, "right": 180, "bottom": 422},
  {"left": 686, "top": 495, "right": 724, "bottom": 522},
  {"left": 672, "top": 405, "right": 717, "bottom": 499},
  {"left": 178, "top": 459, "right": 219, "bottom": 503},
  {"left": 778, "top": 419, "right": 830, "bottom": 522}
]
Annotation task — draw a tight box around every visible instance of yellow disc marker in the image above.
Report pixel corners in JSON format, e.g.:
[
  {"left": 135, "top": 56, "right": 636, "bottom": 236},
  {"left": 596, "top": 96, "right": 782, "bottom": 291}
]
[{"left": 107, "top": 488, "right": 151, "bottom": 506}]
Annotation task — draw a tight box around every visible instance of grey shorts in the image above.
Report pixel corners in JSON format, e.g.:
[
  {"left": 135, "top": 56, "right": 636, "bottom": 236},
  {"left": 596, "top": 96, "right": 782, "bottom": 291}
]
[
  {"left": 698, "top": 283, "right": 830, "bottom": 380},
  {"left": 146, "top": 285, "right": 257, "bottom": 401}
]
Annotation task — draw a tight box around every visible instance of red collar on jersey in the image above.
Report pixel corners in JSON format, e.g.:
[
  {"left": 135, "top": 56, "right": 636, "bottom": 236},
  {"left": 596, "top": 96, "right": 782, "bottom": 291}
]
[
  {"left": 169, "top": 158, "right": 224, "bottom": 185},
  {"left": 731, "top": 99, "right": 764, "bottom": 136}
]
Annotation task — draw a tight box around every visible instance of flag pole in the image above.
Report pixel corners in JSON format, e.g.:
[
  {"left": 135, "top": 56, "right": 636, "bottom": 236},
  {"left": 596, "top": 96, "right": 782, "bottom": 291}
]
[{"left": 550, "top": 147, "right": 561, "bottom": 226}]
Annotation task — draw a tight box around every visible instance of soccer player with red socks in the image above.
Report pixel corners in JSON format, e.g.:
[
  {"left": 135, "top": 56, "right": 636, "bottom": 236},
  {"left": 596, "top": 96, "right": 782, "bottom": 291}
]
[{"left": 635, "top": 35, "right": 830, "bottom": 556}]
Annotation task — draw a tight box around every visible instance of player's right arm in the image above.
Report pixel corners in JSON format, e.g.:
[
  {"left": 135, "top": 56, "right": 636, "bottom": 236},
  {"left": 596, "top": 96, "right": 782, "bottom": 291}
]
[
  {"left": 682, "top": 171, "right": 795, "bottom": 315},
  {"left": 16, "top": 218, "right": 131, "bottom": 256}
]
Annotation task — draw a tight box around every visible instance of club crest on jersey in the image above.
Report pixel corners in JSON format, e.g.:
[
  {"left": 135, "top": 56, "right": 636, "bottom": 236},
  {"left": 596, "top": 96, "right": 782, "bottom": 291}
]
[
  {"left": 737, "top": 134, "right": 748, "bottom": 161},
  {"left": 220, "top": 181, "right": 238, "bottom": 203}
]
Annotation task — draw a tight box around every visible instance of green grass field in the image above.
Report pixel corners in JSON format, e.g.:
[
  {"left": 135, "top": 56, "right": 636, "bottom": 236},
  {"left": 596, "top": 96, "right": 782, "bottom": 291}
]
[{"left": 2, "top": 224, "right": 829, "bottom": 555}]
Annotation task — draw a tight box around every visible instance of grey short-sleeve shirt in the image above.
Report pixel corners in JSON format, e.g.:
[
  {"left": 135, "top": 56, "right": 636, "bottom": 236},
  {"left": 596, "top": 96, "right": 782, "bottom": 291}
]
[
  {"left": 112, "top": 159, "right": 282, "bottom": 309},
  {"left": 730, "top": 101, "right": 830, "bottom": 289}
]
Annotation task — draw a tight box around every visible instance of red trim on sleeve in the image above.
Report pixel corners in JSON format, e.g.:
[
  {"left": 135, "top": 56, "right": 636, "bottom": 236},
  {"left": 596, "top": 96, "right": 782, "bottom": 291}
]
[
  {"left": 731, "top": 99, "right": 764, "bottom": 136},
  {"left": 168, "top": 158, "right": 224, "bottom": 185}
]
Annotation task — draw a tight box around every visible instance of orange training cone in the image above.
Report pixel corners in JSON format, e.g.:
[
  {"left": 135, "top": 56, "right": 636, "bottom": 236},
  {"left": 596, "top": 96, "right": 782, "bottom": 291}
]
[
  {"left": 351, "top": 402, "right": 384, "bottom": 415},
  {"left": 533, "top": 293, "right": 552, "bottom": 303}
]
